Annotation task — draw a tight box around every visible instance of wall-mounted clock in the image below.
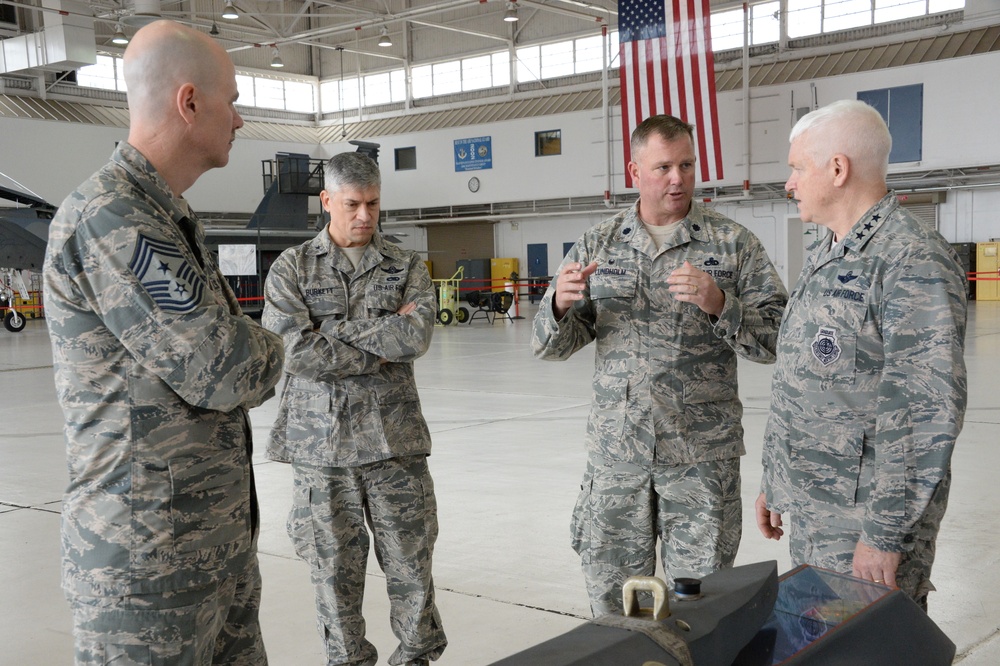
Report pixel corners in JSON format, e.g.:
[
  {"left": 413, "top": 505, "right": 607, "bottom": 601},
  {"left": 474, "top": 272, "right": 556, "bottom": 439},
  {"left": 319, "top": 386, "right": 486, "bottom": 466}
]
[{"left": 468, "top": 176, "right": 480, "bottom": 193}]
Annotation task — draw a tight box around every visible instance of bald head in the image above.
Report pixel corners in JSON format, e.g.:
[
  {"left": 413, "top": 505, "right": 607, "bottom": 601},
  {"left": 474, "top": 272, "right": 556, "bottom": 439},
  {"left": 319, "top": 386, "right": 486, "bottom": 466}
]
[
  {"left": 790, "top": 100, "right": 892, "bottom": 183},
  {"left": 122, "top": 20, "right": 243, "bottom": 195},
  {"left": 124, "top": 20, "right": 233, "bottom": 124}
]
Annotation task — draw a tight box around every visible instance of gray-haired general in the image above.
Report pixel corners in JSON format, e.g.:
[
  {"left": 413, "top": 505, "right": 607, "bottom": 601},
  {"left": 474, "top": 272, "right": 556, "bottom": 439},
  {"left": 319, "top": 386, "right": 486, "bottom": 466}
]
[
  {"left": 42, "top": 20, "right": 284, "bottom": 665},
  {"left": 756, "top": 99, "right": 968, "bottom": 610},
  {"left": 263, "top": 151, "right": 446, "bottom": 666},
  {"left": 531, "top": 114, "right": 788, "bottom": 616}
]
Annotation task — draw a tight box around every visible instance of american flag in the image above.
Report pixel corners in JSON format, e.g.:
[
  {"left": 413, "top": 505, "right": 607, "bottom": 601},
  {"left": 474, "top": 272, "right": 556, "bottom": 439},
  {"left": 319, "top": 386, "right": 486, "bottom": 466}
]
[{"left": 619, "top": 0, "right": 724, "bottom": 186}]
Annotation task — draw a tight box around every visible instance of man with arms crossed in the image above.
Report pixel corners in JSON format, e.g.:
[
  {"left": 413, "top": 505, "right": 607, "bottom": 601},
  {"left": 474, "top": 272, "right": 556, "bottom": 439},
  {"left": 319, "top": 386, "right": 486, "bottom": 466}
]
[
  {"left": 263, "top": 152, "right": 446, "bottom": 666},
  {"left": 532, "top": 114, "right": 788, "bottom": 615},
  {"left": 756, "top": 100, "right": 967, "bottom": 610},
  {"left": 44, "top": 20, "right": 284, "bottom": 664}
]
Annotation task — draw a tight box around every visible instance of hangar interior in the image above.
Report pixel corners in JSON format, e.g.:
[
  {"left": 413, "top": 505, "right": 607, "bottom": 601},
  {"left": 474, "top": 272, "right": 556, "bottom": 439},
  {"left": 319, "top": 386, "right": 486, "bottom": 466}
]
[{"left": 3, "top": 0, "right": 1000, "bottom": 663}]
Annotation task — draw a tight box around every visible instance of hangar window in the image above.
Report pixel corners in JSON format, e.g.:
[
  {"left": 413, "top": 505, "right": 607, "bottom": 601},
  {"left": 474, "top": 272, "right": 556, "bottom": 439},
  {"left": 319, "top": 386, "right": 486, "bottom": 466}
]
[{"left": 77, "top": 54, "right": 126, "bottom": 92}]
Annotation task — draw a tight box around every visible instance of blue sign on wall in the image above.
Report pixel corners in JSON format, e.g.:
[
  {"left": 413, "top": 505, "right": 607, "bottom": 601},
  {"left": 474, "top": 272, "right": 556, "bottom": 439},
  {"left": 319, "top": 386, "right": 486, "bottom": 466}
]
[{"left": 454, "top": 136, "right": 492, "bottom": 172}]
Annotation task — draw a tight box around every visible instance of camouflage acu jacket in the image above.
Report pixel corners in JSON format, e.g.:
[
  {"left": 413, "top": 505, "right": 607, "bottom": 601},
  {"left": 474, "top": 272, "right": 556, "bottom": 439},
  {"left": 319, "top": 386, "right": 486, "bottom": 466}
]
[
  {"left": 43, "top": 142, "right": 284, "bottom": 598},
  {"left": 531, "top": 201, "right": 787, "bottom": 468},
  {"left": 263, "top": 228, "right": 435, "bottom": 467},
  {"left": 760, "top": 193, "right": 968, "bottom": 553}
]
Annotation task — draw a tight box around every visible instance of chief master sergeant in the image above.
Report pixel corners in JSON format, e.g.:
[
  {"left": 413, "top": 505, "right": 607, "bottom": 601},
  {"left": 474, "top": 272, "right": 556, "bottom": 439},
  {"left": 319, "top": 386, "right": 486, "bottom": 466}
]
[
  {"left": 756, "top": 99, "right": 967, "bottom": 610},
  {"left": 43, "top": 20, "right": 284, "bottom": 664},
  {"left": 532, "top": 114, "right": 788, "bottom": 616},
  {"left": 263, "top": 151, "right": 446, "bottom": 666}
]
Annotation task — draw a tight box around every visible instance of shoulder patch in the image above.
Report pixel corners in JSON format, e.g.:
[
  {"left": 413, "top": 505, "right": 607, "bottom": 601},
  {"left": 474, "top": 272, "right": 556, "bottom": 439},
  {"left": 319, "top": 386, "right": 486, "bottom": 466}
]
[{"left": 128, "top": 234, "right": 205, "bottom": 314}]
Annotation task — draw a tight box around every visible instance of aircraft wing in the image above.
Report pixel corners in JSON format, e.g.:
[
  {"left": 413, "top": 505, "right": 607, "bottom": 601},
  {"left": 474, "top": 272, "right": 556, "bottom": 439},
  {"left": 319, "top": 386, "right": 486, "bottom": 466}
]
[{"left": 0, "top": 218, "right": 48, "bottom": 270}]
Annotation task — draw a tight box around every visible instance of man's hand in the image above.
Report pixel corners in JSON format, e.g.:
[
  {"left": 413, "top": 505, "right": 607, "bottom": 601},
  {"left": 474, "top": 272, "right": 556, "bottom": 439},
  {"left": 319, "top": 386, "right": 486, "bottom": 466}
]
[
  {"left": 852, "top": 541, "right": 902, "bottom": 587},
  {"left": 755, "top": 493, "right": 784, "bottom": 540},
  {"left": 553, "top": 261, "right": 599, "bottom": 319},
  {"left": 397, "top": 302, "right": 417, "bottom": 316},
  {"left": 667, "top": 261, "right": 725, "bottom": 317}
]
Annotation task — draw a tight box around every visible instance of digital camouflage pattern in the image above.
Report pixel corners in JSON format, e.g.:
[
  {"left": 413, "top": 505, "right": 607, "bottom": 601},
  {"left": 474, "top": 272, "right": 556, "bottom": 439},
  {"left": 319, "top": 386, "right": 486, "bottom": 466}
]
[
  {"left": 531, "top": 200, "right": 787, "bottom": 614},
  {"left": 760, "top": 193, "right": 967, "bottom": 604},
  {"left": 289, "top": 458, "right": 445, "bottom": 666},
  {"left": 43, "top": 141, "right": 284, "bottom": 601},
  {"left": 571, "top": 457, "right": 741, "bottom": 615},
  {"left": 263, "top": 227, "right": 446, "bottom": 665},
  {"left": 71, "top": 556, "right": 266, "bottom": 664},
  {"left": 263, "top": 228, "right": 435, "bottom": 467}
]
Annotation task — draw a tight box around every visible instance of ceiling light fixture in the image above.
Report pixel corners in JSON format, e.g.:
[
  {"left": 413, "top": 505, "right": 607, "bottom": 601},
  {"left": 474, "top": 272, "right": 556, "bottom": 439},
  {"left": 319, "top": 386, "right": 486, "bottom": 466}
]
[
  {"left": 209, "top": 21, "right": 220, "bottom": 36},
  {"left": 377, "top": 27, "right": 392, "bottom": 47},
  {"left": 221, "top": 1, "right": 239, "bottom": 20},
  {"left": 111, "top": 21, "right": 129, "bottom": 45},
  {"left": 503, "top": 1, "right": 519, "bottom": 22},
  {"left": 270, "top": 46, "right": 284, "bottom": 68}
]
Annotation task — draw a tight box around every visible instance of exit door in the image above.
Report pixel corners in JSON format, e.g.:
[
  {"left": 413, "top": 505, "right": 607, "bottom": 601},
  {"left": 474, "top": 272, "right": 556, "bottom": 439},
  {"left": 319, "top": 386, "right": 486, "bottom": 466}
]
[{"left": 527, "top": 243, "right": 548, "bottom": 304}]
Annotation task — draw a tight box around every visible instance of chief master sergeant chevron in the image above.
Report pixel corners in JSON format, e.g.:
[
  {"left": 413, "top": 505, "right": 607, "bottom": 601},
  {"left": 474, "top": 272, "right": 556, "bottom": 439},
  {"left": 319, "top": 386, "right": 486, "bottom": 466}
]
[
  {"left": 531, "top": 114, "right": 788, "bottom": 616},
  {"left": 42, "top": 20, "right": 284, "bottom": 665},
  {"left": 755, "top": 100, "right": 968, "bottom": 611}
]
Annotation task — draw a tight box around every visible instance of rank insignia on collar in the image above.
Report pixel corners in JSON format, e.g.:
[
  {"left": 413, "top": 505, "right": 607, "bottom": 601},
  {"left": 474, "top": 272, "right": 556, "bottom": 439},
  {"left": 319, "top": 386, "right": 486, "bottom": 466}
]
[
  {"left": 129, "top": 234, "right": 204, "bottom": 314},
  {"left": 811, "top": 326, "right": 841, "bottom": 366}
]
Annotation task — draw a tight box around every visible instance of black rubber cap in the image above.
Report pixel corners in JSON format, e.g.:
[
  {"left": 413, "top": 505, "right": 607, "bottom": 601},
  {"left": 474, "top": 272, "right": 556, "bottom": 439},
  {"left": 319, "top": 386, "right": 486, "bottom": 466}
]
[{"left": 674, "top": 577, "right": 702, "bottom": 597}]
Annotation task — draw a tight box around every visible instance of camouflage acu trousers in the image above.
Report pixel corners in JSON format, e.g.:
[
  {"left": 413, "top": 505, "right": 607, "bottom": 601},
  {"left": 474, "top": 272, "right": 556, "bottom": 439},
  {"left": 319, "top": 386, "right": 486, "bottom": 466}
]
[
  {"left": 69, "top": 554, "right": 266, "bottom": 665},
  {"left": 289, "top": 456, "right": 447, "bottom": 666},
  {"left": 571, "top": 457, "right": 742, "bottom": 617},
  {"left": 787, "top": 472, "right": 951, "bottom": 611}
]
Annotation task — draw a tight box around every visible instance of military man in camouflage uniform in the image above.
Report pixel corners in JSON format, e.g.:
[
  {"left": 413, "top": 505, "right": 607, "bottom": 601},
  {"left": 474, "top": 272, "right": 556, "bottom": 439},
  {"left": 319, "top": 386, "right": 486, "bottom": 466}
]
[
  {"left": 531, "top": 115, "right": 788, "bottom": 616},
  {"left": 756, "top": 100, "right": 967, "bottom": 610},
  {"left": 263, "top": 152, "right": 446, "bottom": 666},
  {"left": 43, "top": 21, "right": 284, "bottom": 665}
]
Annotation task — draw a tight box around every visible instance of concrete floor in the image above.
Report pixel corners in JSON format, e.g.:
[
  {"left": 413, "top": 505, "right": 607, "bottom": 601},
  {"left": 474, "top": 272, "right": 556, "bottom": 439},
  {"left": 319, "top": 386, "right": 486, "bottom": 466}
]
[{"left": 2, "top": 300, "right": 999, "bottom": 665}]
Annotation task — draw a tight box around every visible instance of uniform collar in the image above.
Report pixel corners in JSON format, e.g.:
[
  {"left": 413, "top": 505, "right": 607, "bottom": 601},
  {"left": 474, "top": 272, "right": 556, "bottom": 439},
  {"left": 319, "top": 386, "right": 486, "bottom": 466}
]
[
  {"left": 308, "top": 225, "right": 392, "bottom": 274},
  {"left": 112, "top": 141, "right": 192, "bottom": 227},
  {"left": 835, "top": 192, "right": 896, "bottom": 256},
  {"left": 616, "top": 200, "right": 709, "bottom": 251}
]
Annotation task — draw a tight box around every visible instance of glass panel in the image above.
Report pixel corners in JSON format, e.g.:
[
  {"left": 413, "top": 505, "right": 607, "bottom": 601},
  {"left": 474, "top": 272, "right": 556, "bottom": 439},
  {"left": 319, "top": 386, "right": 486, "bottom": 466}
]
[
  {"left": 575, "top": 34, "right": 604, "bottom": 73},
  {"left": 254, "top": 77, "right": 285, "bottom": 110},
  {"left": 341, "top": 77, "right": 361, "bottom": 110},
  {"left": 787, "top": 0, "right": 823, "bottom": 37},
  {"left": 390, "top": 69, "right": 406, "bottom": 101},
  {"left": 235, "top": 74, "right": 256, "bottom": 107},
  {"left": 875, "top": 0, "right": 926, "bottom": 22},
  {"left": 607, "top": 31, "right": 620, "bottom": 68},
  {"left": 928, "top": 0, "right": 964, "bottom": 11},
  {"left": 516, "top": 45, "right": 541, "bottom": 83},
  {"left": 711, "top": 7, "right": 746, "bottom": 51},
  {"left": 492, "top": 52, "right": 511, "bottom": 86},
  {"left": 541, "top": 40, "right": 574, "bottom": 79},
  {"left": 319, "top": 80, "right": 339, "bottom": 112},
  {"left": 462, "top": 54, "right": 493, "bottom": 91},
  {"left": 411, "top": 65, "right": 433, "bottom": 98},
  {"left": 284, "top": 80, "right": 314, "bottom": 113},
  {"left": 77, "top": 54, "right": 118, "bottom": 90},
  {"left": 751, "top": 1, "right": 780, "bottom": 44},
  {"left": 364, "top": 72, "right": 391, "bottom": 106},
  {"left": 433, "top": 60, "right": 461, "bottom": 95},
  {"left": 824, "top": 0, "right": 873, "bottom": 31}
]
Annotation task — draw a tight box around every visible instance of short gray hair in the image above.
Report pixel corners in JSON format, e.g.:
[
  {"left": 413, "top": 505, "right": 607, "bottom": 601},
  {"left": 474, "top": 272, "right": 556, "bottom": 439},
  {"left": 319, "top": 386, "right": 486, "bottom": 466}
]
[
  {"left": 324, "top": 151, "right": 381, "bottom": 193},
  {"left": 790, "top": 100, "right": 892, "bottom": 180}
]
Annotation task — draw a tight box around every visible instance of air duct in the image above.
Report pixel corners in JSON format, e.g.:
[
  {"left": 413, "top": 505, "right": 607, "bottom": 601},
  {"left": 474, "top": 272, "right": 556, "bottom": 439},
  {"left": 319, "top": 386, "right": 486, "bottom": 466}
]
[{"left": 0, "top": 0, "right": 96, "bottom": 74}]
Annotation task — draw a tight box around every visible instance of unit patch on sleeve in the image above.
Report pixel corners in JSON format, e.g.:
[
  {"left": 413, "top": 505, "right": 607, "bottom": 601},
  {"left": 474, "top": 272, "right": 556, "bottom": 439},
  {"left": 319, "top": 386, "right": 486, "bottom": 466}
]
[
  {"left": 811, "top": 326, "right": 841, "bottom": 366},
  {"left": 128, "top": 233, "right": 205, "bottom": 314}
]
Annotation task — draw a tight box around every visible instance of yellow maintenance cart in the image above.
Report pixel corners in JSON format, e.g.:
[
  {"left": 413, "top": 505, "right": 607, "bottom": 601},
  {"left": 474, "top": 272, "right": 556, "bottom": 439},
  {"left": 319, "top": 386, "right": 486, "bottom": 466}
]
[{"left": 433, "top": 266, "right": 469, "bottom": 326}]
